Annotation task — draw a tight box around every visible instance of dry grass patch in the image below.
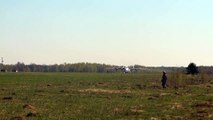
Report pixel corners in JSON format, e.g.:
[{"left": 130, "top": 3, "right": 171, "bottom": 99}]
[
  {"left": 125, "top": 105, "right": 144, "bottom": 116},
  {"left": 191, "top": 83, "right": 213, "bottom": 88},
  {"left": 164, "top": 115, "right": 184, "bottom": 120},
  {"left": 170, "top": 102, "right": 183, "bottom": 110},
  {"left": 150, "top": 117, "right": 159, "bottom": 120},
  {"left": 79, "top": 88, "right": 130, "bottom": 94}
]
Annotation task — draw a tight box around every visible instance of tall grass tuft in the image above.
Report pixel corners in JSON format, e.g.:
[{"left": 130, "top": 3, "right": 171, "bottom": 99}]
[
  {"left": 169, "top": 68, "right": 212, "bottom": 88},
  {"left": 169, "top": 70, "right": 185, "bottom": 89}
]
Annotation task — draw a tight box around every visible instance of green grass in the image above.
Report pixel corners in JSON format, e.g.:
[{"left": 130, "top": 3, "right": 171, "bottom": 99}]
[{"left": 0, "top": 72, "right": 212, "bottom": 120}]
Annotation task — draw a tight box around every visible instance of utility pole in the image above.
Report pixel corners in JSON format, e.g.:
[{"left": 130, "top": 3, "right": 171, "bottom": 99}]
[
  {"left": 1, "top": 57, "right": 3, "bottom": 65},
  {"left": 0, "top": 57, "right": 3, "bottom": 71}
]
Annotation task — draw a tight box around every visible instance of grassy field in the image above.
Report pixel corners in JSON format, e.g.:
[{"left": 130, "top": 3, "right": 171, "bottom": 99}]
[{"left": 0, "top": 72, "right": 212, "bottom": 120}]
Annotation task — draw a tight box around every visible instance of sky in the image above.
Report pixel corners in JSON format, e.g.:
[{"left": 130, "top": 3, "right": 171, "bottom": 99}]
[{"left": 0, "top": 0, "right": 213, "bottom": 66}]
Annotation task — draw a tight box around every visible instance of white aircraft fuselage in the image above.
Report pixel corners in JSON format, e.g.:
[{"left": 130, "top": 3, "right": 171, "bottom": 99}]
[{"left": 122, "top": 67, "right": 131, "bottom": 73}]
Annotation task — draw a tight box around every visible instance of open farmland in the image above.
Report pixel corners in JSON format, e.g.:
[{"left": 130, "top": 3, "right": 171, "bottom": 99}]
[{"left": 0, "top": 72, "right": 212, "bottom": 120}]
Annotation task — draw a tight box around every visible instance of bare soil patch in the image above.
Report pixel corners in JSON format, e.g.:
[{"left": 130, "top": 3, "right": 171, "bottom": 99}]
[
  {"left": 10, "top": 116, "right": 25, "bottom": 120},
  {"left": 23, "top": 103, "right": 38, "bottom": 118},
  {"left": 194, "top": 101, "right": 213, "bottom": 108},
  {"left": 3, "top": 96, "right": 13, "bottom": 100},
  {"left": 191, "top": 100, "right": 213, "bottom": 119},
  {"left": 23, "top": 104, "right": 36, "bottom": 111}
]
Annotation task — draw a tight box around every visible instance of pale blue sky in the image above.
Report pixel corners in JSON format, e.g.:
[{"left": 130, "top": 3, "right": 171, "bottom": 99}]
[{"left": 1, "top": 0, "right": 213, "bottom": 66}]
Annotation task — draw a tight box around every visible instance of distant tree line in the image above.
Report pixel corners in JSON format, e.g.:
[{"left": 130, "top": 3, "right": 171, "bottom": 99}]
[
  {"left": 1, "top": 62, "right": 213, "bottom": 73},
  {"left": 1, "top": 62, "right": 116, "bottom": 72}
]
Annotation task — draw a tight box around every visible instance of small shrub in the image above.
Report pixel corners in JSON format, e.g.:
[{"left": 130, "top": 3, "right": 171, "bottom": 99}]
[{"left": 186, "top": 63, "right": 199, "bottom": 75}]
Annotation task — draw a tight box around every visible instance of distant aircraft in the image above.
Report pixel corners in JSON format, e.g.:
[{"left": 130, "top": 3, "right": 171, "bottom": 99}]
[{"left": 105, "top": 66, "right": 143, "bottom": 73}]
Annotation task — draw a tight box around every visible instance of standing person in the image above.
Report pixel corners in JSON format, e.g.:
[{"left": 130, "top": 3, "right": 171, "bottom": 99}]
[{"left": 161, "top": 71, "right": 167, "bottom": 88}]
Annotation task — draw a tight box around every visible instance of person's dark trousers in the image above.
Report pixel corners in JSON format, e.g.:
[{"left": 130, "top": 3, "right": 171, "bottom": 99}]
[{"left": 162, "top": 81, "right": 166, "bottom": 88}]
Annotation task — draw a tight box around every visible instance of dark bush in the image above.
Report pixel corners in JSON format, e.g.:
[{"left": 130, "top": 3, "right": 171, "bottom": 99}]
[{"left": 186, "top": 63, "right": 199, "bottom": 75}]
